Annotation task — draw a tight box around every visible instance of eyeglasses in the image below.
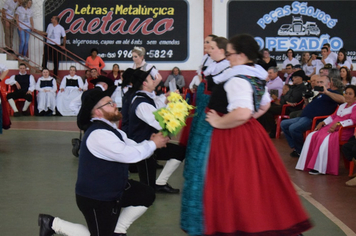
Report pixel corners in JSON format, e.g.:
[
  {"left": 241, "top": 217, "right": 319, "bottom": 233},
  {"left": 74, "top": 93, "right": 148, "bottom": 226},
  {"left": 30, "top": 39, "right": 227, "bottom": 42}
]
[
  {"left": 97, "top": 101, "right": 116, "bottom": 109},
  {"left": 225, "top": 52, "right": 238, "bottom": 57}
]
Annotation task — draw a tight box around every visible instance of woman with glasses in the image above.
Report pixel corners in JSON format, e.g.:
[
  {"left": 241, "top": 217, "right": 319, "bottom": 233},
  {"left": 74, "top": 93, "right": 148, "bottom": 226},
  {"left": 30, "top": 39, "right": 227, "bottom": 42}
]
[{"left": 182, "top": 34, "right": 312, "bottom": 236}]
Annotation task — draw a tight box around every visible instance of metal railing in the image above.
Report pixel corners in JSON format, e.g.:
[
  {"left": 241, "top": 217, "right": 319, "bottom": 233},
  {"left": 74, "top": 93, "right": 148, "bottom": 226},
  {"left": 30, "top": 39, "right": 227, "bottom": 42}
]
[{"left": 0, "top": 12, "right": 89, "bottom": 79}]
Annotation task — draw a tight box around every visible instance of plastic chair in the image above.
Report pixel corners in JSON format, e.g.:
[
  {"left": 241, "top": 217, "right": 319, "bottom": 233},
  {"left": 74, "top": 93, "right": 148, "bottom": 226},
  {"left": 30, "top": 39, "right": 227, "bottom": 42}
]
[
  {"left": 6, "top": 84, "right": 35, "bottom": 116},
  {"left": 275, "top": 99, "right": 304, "bottom": 139},
  {"left": 339, "top": 125, "right": 356, "bottom": 177}
]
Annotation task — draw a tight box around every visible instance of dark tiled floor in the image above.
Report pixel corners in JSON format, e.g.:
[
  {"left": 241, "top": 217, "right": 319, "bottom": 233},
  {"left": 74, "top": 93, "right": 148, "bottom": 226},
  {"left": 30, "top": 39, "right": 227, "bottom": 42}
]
[{"left": 0, "top": 117, "right": 355, "bottom": 235}]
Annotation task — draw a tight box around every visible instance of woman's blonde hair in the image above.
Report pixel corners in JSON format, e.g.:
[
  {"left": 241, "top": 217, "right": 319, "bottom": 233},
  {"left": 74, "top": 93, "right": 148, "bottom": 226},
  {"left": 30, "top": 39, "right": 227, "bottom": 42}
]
[{"left": 132, "top": 46, "right": 146, "bottom": 57}]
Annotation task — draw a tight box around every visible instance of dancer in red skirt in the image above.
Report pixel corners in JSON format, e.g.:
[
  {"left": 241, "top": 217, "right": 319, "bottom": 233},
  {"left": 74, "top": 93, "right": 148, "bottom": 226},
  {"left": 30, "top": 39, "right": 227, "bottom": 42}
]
[{"left": 202, "top": 34, "right": 312, "bottom": 235}]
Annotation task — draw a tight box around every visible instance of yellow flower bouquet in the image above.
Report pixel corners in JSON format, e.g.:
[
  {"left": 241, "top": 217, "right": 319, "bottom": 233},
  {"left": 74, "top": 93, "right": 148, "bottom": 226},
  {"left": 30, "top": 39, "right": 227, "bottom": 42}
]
[{"left": 153, "top": 92, "right": 194, "bottom": 137}]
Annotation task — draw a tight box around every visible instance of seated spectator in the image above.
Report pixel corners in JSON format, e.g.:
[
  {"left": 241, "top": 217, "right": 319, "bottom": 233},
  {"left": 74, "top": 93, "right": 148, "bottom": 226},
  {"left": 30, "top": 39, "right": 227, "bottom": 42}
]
[
  {"left": 36, "top": 68, "right": 57, "bottom": 116},
  {"left": 340, "top": 66, "right": 356, "bottom": 86},
  {"left": 284, "top": 64, "right": 294, "bottom": 84},
  {"left": 258, "top": 70, "right": 307, "bottom": 138},
  {"left": 155, "top": 81, "right": 164, "bottom": 96},
  {"left": 85, "top": 48, "right": 105, "bottom": 74},
  {"left": 85, "top": 68, "right": 98, "bottom": 90},
  {"left": 339, "top": 48, "right": 354, "bottom": 71},
  {"left": 5, "top": 63, "right": 35, "bottom": 116},
  {"left": 107, "top": 64, "right": 121, "bottom": 82},
  {"left": 164, "top": 67, "right": 185, "bottom": 92},
  {"left": 296, "top": 85, "right": 356, "bottom": 175},
  {"left": 342, "top": 130, "right": 356, "bottom": 186},
  {"left": 81, "top": 69, "right": 91, "bottom": 87},
  {"left": 282, "top": 49, "right": 299, "bottom": 78},
  {"left": 266, "top": 66, "right": 283, "bottom": 99},
  {"left": 315, "top": 47, "right": 334, "bottom": 74},
  {"left": 15, "top": 0, "right": 33, "bottom": 61},
  {"left": 336, "top": 51, "right": 351, "bottom": 70},
  {"left": 319, "top": 64, "right": 332, "bottom": 76},
  {"left": 56, "top": 66, "right": 84, "bottom": 116},
  {"left": 302, "top": 52, "right": 315, "bottom": 78},
  {"left": 322, "top": 43, "right": 337, "bottom": 67},
  {"left": 257, "top": 48, "right": 277, "bottom": 71},
  {"left": 281, "top": 75, "right": 345, "bottom": 157}
]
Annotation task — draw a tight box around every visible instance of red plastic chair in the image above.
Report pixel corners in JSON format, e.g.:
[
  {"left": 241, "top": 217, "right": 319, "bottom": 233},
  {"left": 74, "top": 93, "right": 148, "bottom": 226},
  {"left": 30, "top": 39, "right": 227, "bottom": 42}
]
[
  {"left": 275, "top": 99, "right": 304, "bottom": 139},
  {"left": 339, "top": 125, "right": 356, "bottom": 177},
  {"left": 6, "top": 84, "right": 35, "bottom": 116}
]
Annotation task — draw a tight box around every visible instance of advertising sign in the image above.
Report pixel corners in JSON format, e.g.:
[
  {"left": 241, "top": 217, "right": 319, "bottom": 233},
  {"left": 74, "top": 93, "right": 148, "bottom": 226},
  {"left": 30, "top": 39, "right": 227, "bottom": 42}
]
[
  {"left": 228, "top": 1, "right": 356, "bottom": 62},
  {"left": 44, "top": 0, "right": 188, "bottom": 62}
]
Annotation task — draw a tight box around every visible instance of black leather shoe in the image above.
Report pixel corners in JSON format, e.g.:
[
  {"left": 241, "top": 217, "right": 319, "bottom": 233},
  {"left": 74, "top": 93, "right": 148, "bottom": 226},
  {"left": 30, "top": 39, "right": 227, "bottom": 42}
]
[
  {"left": 156, "top": 183, "right": 180, "bottom": 194},
  {"left": 290, "top": 150, "right": 300, "bottom": 158},
  {"left": 71, "top": 138, "right": 81, "bottom": 157},
  {"left": 113, "top": 233, "right": 127, "bottom": 236},
  {"left": 38, "top": 214, "right": 55, "bottom": 236},
  {"left": 13, "top": 112, "right": 21, "bottom": 117}
]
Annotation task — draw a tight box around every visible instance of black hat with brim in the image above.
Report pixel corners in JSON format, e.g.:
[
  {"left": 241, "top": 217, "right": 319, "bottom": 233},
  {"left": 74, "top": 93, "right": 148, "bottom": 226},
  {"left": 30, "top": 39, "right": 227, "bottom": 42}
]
[
  {"left": 77, "top": 86, "right": 116, "bottom": 130},
  {"left": 131, "top": 67, "right": 154, "bottom": 91},
  {"left": 121, "top": 68, "right": 136, "bottom": 87},
  {"left": 90, "top": 75, "right": 115, "bottom": 88},
  {"left": 292, "top": 69, "right": 306, "bottom": 80}
]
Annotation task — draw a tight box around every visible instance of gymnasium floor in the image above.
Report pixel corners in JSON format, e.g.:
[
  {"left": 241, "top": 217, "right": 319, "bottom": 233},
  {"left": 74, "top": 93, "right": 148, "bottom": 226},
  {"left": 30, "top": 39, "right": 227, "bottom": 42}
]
[{"left": 0, "top": 116, "right": 355, "bottom": 235}]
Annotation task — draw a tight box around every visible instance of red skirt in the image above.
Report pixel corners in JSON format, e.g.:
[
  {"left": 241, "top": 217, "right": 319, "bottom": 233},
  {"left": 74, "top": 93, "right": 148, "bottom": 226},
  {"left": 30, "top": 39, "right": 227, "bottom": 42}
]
[{"left": 203, "top": 118, "right": 311, "bottom": 235}]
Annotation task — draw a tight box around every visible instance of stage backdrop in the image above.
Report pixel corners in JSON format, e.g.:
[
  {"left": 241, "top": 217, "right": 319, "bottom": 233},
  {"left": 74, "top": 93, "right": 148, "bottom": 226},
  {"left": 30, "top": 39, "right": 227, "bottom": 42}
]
[
  {"left": 228, "top": 0, "right": 356, "bottom": 62},
  {"left": 44, "top": 0, "right": 188, "bottom": 62}
]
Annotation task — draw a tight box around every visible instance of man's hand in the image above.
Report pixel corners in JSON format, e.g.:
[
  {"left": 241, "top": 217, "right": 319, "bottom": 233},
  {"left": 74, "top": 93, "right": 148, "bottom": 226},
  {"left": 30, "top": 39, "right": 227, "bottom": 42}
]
[
  {"left": 26, "top": 90, "right": 32, "bottom": 94},
  {"left": 150, "top": 132, "right": 170, "bottom": 149},
  {"left": 60, "top": 88, "right": 65, "bottom": 92},
  {"left": 15, "top": 82, "right": 21, "bottom": 90},
  {"left": 286, "top": 101, "right": 297, "bottom": 107}
]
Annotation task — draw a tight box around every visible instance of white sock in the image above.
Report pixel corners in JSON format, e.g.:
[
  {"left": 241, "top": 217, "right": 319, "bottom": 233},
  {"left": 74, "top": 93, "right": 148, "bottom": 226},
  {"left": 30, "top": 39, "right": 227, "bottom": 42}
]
[
  {"left": 8, "top": 99, "right": 18, "bottom": 112},
  {"left": 156, "top": 159, "right": 181, "bottom": 185},
  {"left": 52, "top": 217, "right": 90, "bottom": 236},
  {"left": 114, "top": 206, "right": 148, "bottom": 234},
  {"left": 22, "top": 100, "right": 31, "bottom": 111}
]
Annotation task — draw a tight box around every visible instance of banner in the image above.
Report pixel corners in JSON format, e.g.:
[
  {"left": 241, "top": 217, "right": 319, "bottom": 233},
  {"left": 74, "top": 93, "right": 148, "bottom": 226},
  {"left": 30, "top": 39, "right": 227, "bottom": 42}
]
[
  {"left": 228, "top": 1, "right": 356, "bottom": 62},
  {"left": 44, "top": 0, "right": 188, "bottom": 62}
]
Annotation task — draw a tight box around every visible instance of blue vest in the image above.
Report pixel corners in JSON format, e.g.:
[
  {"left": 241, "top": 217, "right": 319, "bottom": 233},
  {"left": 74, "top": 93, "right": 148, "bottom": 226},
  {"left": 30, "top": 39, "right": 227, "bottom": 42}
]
[
  {"left": 15, "top": 74, "right": 30, "bottom": 92},
  {"left": 128, "top": 92, "right": 158, "bottom": 143},
  {"left": 76, "top": 121, "right": 128, "bottom": 201}
]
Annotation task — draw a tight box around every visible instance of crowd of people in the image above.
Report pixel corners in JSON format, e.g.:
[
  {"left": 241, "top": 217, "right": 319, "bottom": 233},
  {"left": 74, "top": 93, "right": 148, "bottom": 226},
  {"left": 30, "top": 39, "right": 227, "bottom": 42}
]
[{"left": 1, "top": 22, "right": 356, "bottom": 234}]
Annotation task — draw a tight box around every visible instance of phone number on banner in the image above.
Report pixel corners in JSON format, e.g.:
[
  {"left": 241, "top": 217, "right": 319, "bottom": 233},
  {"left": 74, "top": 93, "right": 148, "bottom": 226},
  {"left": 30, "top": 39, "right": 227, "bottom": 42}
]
[{"left": 105, "top": 50, "right": 174, "bottom": 59}]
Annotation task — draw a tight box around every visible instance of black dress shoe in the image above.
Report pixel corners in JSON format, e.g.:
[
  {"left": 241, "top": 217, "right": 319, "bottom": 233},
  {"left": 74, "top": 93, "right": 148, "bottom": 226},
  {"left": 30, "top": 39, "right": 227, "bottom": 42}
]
[
  {"left": 71, "top": 138, "right": 81, "bottom": 157},
  {"left": 113, "top": 233, "right": 127, "bottom": 236},
  {"left": 290, "top": 150, "right": 300, "bottom": 158},
  {"left": 13, "top": 112, "right": 21, "bottom": 117},
  {"left": 156, "top": 183, "right": 180, "bottom": 194},
  {"left": 38, "top": 214, "right": 55, "bottom": 236}
]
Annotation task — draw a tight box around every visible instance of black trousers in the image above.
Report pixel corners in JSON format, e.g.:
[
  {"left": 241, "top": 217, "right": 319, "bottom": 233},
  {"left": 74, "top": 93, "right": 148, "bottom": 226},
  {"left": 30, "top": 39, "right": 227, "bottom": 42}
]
[
  {"left": 7, "top": 90, "right": 32, "bottom": 102},
  {"left": 42, "top": 44, "right": 62, "bottom": 76},
  {"left": 342, "top": 136, "right": 356, "bottom": 161},
  {"left": 76, "top": 179, "right": 155, "bottom": 236},
  {"left": 136, "top": 143, "right": 186, "bottom": 188}
]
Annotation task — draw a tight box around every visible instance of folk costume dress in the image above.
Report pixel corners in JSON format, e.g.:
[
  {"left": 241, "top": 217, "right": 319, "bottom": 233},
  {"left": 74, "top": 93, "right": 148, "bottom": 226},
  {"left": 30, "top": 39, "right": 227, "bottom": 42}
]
[
  {"left": 36, "top": 76, "right": 57, "bottom": 113},
  {"left": 181, "top": 64, "right": 312, "bottom": 236},
  {"left": 57, "top": 75, "right": 84, "bottom": 116},
  {"left": 181, "top": 59, "right": 230, "bottom": 234},
  {"left": 179, "top": 55, "right": 219, "bottom": 147},
  {"left": 296, "top": 102, "right": 356, "bottom": 175}
]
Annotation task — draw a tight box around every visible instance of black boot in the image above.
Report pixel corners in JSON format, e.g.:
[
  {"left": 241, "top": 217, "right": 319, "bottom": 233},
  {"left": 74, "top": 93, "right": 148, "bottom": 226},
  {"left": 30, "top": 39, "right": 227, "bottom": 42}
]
[{"left": 38, "top": 214, "right": 55, "bottom": 236}]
